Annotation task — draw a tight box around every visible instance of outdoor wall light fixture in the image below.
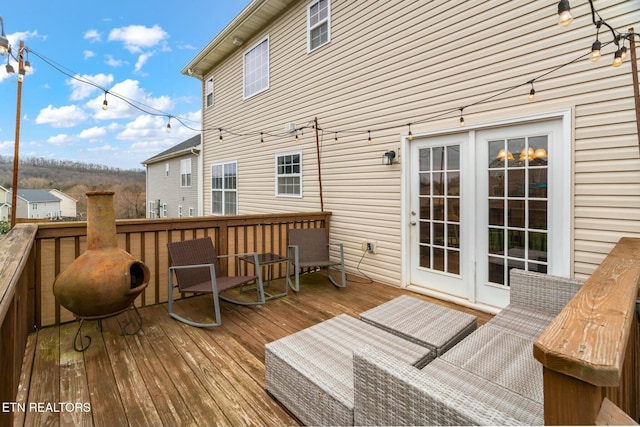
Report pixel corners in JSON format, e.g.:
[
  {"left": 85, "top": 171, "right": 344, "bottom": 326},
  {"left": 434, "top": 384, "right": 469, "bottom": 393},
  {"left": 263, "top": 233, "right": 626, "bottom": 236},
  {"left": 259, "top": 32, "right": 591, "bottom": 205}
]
[{"left": 382, "top": 150, "right": 396, "bottom": 165}]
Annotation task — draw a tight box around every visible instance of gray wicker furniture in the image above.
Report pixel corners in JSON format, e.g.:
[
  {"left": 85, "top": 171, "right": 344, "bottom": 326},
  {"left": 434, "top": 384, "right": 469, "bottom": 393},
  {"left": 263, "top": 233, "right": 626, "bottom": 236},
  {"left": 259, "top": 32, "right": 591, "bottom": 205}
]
[
  {"left": 265, "top": 314, "right": 433, "bottom": 426},
  {"left": 359, "top": 295, "right": 477, "bottom": 357},
  {"left": 353, "top": 269, "right": 583, "bottom": 426}
]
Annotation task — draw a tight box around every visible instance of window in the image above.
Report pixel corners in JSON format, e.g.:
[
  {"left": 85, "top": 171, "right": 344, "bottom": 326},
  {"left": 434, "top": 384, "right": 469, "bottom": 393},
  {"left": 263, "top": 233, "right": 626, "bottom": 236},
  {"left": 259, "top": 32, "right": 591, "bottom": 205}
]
[
  {"left": 205, "top": 77, "right": 214, "bottom": 108},
  {"left": 276, "top": 152, "right": 302, "bottom": 197},
  {"left": 161, "top": 203, "right": 168, "bottom": 218},
  {"left": 148, "top": 201, "right": 155, "bottom": 218},
  {"left": 308, "top": 0, "right": 331, "bottom": 52},
  {"left": 180, "top": 159, "right": 192, "bottom": 187},
  {"left": 178, "top": 205, "right": 183, "bottom": 218},
  {"left": 243, "top": 37, "right": 269, "bottom": 99},
  {"left": 211, "top": 161, "right": 238, "bottom": 215},
  {"left": 189, "top": 207, "right": 194, "bottom": 217}
]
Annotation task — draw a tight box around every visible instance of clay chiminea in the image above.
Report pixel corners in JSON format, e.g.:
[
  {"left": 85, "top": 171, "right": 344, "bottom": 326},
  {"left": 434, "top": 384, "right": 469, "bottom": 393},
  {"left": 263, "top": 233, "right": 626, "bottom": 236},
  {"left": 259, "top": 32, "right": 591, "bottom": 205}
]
[{"left": 53, "top": 191, "right": 149, "bottom": 318}]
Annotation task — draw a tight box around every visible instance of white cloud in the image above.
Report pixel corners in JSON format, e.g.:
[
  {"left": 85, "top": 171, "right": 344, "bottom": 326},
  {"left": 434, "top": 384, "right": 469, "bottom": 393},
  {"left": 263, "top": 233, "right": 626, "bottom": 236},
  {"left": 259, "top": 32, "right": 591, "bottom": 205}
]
[
  {"left": 83, "top": 50, "right": 96, "bottom": 59},
  {"left": 88, "top": 79, "right": 172, "bottom": 120},
  {"left": 108, "top": 25, "right": 169, "bottom": 54},
  {"left": 134, "top": 52, "right": 153, "bottom": 74},
  {"left": 104, "top": 54, "right": 126, "bottom": 67},
  {"left": 47, "top": 134, "right": 76, "bottom": 146},
  {"left": 67, "top": 73, "right": 114, "bottom": 101},
  {"left": 36, "top": 105, "right": 88, "bottom": 128},
  {"left": 78, "top": 126, "right": 108, "bottom": 142},
  {"left": 87, "top": 144, "right": 116, "bottom": 152},
  {"left": 84, "top": 29, "right": 101, "bottom": 43}
]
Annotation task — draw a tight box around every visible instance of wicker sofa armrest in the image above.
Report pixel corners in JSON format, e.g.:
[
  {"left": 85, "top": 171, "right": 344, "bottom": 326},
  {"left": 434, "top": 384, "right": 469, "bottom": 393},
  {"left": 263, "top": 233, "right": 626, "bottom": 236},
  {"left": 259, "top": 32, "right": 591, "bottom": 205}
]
[
  {"left": 353, "top": 347, "right": 543, "bottom": 426},
  {"left": 509, "top": 269, "right": 583, "bottom": 317}
]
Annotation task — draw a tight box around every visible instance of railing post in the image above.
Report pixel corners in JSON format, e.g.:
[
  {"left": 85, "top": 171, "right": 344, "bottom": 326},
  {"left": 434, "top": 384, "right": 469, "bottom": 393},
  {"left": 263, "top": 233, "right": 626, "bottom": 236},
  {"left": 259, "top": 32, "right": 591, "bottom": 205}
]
[{"left": 534, "top": 237, "right": 640, "bottom": 425}]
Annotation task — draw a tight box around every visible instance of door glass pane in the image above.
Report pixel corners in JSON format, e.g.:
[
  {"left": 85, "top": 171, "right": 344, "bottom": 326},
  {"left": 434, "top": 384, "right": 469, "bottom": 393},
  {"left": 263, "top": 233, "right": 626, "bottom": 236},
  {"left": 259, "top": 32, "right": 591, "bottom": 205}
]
[
  {"left": 486, "top": 135, "right": 549, "bottom": 286},
  {"left": 417, "top": 145, "right": 461, "bottom": 276}
]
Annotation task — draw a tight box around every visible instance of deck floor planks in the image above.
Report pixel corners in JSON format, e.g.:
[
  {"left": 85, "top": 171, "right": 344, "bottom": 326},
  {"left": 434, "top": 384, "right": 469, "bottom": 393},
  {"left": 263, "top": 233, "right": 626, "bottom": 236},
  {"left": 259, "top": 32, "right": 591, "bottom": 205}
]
[
  {"left": 15, "top": 276, "right": 493, "bottom": 427},
  {"left": 59, "top": 322, "right": 93, "bottom": 427},
  {"left": 121, "top": 315, "right": 198, "bottom": 427}
]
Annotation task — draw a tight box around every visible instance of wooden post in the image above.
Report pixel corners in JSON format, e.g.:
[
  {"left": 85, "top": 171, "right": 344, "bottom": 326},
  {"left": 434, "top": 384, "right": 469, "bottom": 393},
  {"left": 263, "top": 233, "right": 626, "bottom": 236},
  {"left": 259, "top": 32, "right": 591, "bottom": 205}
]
[
  {"left": 314, "top": 117, "right": 324, "bottom": 212},
  {"left": 10, "top": 40, "right": 24, "bottom": 228}
]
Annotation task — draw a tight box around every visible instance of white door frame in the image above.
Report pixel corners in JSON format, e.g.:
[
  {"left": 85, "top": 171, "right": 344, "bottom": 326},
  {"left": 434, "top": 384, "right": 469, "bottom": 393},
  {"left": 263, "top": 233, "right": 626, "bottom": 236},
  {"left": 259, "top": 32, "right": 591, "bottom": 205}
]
[{"left": 400, "top": 109, "right": 572, "bottom": 312}]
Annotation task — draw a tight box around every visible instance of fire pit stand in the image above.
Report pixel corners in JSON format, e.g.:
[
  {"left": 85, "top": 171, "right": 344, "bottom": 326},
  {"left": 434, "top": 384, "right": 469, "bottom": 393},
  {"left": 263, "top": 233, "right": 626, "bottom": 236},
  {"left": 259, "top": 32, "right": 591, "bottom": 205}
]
[{"left": 73, "top": 304, "right": 143, "bottom": 352}]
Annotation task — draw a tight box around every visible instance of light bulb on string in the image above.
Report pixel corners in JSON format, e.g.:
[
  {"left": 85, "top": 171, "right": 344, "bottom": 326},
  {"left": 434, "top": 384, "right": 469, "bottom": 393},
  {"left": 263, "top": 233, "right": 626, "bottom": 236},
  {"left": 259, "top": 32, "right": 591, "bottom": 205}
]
[
  {"left": 590, "top": 22, "right": 602, "bottom": 62},
  {"left": 528, "top": 82, "right": 536, "bottom": 102},
  {"left": 260, "top": 132, "right": 264, "bottom": 146},
  {"left": 295, "top": 131, "right": 299, "bottom": 143},
  {"left": 102, "top": 92, "right": 108, "bottom": 110},
  {"left": 166, "top": 117, "right": 172, "bottom": 133},
  {"left": 557, "top": 0, "right": 573, "bottom": 27},
  {"left": 612, "top": 48, "right": 623, "bottom": 67},
  {"left": 334, "top": 132, "right": 339, "bottom": 144},
  {"left": 459, "top": 108, "right": 465, "bottom": 127},
  {"left": 367, "top": 130, "right": 372, "bottom": 145},
  {"left": 408, "top": 124, "right": 413, "bottom": 141},
  {"left": 219, "top": 128, "right": 223, "bottom": 143}
]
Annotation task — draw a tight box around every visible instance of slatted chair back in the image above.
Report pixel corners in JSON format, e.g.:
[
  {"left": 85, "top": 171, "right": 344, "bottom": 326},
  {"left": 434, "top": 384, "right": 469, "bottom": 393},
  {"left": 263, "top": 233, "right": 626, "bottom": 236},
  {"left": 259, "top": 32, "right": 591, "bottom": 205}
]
[
  {"left": 289, "top": 228, "right": 330, "bottom": 265},
  {"left": 167, "top": 237, "right": 221, "bottom": 292}
]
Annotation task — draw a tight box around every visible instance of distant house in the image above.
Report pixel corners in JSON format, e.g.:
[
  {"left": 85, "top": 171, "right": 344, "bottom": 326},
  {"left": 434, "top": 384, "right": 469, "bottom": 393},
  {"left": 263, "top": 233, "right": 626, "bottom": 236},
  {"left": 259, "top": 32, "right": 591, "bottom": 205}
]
[
  {"left": 48, "top": 189, "right": 77, "bottom": 219},
  {"left": 141, "top": 135, "right": 201, "bottom": 218},
  {"left": 12, "top": 189, "right": 62, "bottom": 220},
  {"left": 0, "top": 186, "right": 10, "bottom": 222}
]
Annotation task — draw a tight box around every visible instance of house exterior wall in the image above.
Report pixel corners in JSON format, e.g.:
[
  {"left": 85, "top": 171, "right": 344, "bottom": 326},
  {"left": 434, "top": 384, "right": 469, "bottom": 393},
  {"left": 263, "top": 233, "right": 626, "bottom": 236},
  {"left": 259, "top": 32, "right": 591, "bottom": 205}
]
[
  {"left": 48, "top": 190, "right": 77, "bottom": 218},
  {"left": 146, "top": 153, "right": 199, "bottom": 218},
  {"left": 197, "top": 0, "right": 640, "bottom": 284}
]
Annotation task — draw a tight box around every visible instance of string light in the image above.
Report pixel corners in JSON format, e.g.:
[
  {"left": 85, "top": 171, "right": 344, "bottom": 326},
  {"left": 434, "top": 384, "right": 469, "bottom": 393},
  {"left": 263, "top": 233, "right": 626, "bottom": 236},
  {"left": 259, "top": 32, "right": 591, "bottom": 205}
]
[
  {"left": 102, "top": 92, "right": 108, "bottom": 111},
  {"left": 367, "top": 130, "right": 372, "bottom": 145},
  {"left": 334, "top": 132, "right": 339, "bottom": 144},
  {"left": 0, "top": 16, "right": 8, "bottom": 55},
  {"left": 407, "top": 124, "right": 413, "bottom": 141},
  {"left": 219, "top": 128, "right": 223, "bottom": 143},
  {"left": 166, "top": 117, "right": 172, "bottom": 133},
  {"left": 260, "top": 131, "right": 264, "bottom": 145},
  {"left": 295, "top": 131, "right": 299, "bottom": 143},
  {"left": 557, "top": 0, "right": 573, "bottom": 27},
  {"left": 528, "top": 82, "right": 536, "bottom": 102},
  {"left": 459, "top": 109, "right": 465, "bottom": 127}
]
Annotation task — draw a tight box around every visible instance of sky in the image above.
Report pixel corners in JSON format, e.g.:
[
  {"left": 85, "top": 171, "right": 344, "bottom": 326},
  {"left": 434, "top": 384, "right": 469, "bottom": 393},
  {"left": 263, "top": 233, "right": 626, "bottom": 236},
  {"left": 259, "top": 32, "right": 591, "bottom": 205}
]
[{"left": 0, "top": 1, "right": 250, "bottom": 170}]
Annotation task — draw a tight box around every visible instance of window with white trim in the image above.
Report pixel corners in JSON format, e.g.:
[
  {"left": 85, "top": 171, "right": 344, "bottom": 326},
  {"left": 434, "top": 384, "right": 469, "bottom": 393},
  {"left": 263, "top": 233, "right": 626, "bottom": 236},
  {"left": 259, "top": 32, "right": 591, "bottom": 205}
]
[
  {"left": 178, "top": 205, "right": 183, "bottom": 218},
  {"left": 211, "top": 161, "right": 238, "bottom": 215},
  {"left": 161, "top": 203, "right": 168, "bottom": 218},
  {"left": 243, "top": 37, "right": 269, "bottom": 99},
  {"left": 180, "top": 158, "right": 192, "bottom": 187},
  {"left": 148, "top": 201, "right": 155, "bottom": 218},
  {"left": 189, "top": 207, "right": 194, "bottom": 217},
  {"left": 276, "top": 152, "right": 302, "bottom": 197},
  {"left": 205, "top": 77, "right": 214, "bottom": 108},
  {"left": 308, "top": 0, "right": 331, "bottom": 52}
]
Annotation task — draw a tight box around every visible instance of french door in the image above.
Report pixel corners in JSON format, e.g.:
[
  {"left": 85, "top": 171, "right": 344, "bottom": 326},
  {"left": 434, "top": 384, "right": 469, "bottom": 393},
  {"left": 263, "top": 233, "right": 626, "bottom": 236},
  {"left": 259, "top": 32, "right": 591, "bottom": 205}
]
[{"left": 408, "top": 118, "right": 568, "bottom": 309}]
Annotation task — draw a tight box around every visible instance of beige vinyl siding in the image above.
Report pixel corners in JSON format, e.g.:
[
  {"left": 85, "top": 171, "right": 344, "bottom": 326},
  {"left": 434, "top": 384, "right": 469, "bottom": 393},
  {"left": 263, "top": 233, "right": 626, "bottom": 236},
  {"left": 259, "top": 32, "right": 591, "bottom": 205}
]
[{"left": 200, "top": 0, "right": 640, "bottom": 285}]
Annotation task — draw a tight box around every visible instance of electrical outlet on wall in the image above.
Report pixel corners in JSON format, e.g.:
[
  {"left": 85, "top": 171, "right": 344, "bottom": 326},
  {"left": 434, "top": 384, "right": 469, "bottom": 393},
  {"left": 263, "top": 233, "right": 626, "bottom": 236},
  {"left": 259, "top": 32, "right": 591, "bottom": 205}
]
[{"left": 361, "top": 240, "right": 377, "bottom": 253}]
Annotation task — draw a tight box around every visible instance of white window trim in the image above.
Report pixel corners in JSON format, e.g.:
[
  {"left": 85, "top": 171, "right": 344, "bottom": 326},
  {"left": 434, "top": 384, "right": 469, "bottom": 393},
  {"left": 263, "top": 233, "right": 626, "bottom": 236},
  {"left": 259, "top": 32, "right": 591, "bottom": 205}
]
[
  {"left": 243, "top": 36, "right": 270, "bottom": 100},
  {"left": 210, "top": 161, "right": 238, "bottom": 215},
  {"left": 275, "top": 151, "right": 303, "bottom": 198},
  {"left": 307, "top": 0, "right": 331, "bottom": 53},
  {"left": 148, "top": 201, "right": 156, "bottom": 219},
  {"left": 205, "top": 77, "right": 214, "bottom": 108}
]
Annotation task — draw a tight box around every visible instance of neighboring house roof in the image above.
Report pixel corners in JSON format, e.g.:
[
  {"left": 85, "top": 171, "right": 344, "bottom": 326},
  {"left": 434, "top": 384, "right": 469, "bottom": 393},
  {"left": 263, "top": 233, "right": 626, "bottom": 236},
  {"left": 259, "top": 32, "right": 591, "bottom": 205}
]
[
  {"left": 141, "top": 134, "right": 201, "bottom": 165},
  {"left": 181, "top": 0, "right": 296, "bottom": 78},
  {"left": 15, "top": 189, "right": 61, "bottom": 203},
  {"left": 49, "top": 189, "right": 77, "bottom": 202}
]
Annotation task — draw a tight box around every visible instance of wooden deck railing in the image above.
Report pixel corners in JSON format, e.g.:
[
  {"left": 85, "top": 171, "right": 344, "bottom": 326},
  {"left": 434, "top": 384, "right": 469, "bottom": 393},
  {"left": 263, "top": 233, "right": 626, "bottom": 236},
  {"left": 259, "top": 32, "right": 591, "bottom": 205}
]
[
  {"left": 0, "top": 224, "right": 37, "bottom": 427},
  {"left": 33, "top": 211, "right": 331, "bottom": 328},
  {"left": 534, "top": 237, "right": 640, "bottom": 425}
]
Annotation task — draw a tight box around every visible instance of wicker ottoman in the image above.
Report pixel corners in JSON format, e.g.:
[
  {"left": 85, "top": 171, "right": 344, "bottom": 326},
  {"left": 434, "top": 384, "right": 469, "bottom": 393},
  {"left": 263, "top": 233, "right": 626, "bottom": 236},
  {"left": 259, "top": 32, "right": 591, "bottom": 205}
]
[
  {"left": 265, "top": 314, "right": 433, "bottom": 426},
  {"left": 359, "top": 295, "right": 477, "bottom": 356}
]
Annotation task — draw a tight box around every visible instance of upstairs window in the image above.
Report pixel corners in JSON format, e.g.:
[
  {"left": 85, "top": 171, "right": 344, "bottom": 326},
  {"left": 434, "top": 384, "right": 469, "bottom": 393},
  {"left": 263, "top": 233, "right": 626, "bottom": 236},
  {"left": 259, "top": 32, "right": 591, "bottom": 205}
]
[
  {"left": 206, "top": 77, "right": 214, "bottom": 108},
  {"left": 276, "top": 152, "right": 302, "bottom": 197},
  {"left": 243, "top": 37, "right": 269, "bottom": 99},
  {"left": 180, "top": 158, "right": 192, "bottom": 187},
  {"left": 308, "top": 0, "right": 331, "bottom": 52}
]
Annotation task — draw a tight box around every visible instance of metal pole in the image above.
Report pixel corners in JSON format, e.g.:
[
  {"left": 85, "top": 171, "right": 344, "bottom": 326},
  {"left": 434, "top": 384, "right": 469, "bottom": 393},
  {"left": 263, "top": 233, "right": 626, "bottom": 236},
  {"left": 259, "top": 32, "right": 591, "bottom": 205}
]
[
  {"left": 10, "top": 40, "right": 24, "bottom": 228},
  {"left": 314, "top": 117, "right": 324, "bottom": 212},
  {"left": 628, "top": 28, "right": 640, "bottom": 156}
]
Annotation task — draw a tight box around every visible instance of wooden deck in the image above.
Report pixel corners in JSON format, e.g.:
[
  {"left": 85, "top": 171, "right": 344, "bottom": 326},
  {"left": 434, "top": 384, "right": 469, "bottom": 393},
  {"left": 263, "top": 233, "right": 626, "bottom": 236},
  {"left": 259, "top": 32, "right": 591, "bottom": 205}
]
[{"left": 13, "top": 273, "right": 492, "bottom": 427}]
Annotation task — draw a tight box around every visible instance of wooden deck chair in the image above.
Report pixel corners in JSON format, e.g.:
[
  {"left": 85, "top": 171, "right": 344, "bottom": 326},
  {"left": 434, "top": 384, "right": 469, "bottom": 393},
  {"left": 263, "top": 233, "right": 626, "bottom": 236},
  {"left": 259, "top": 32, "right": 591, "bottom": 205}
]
[
  {"left": 167, "top": 237, "right": 265, "bottom": 328},
  {"left": 287, "top": 228, "right": 346, "bottom": 292}
]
